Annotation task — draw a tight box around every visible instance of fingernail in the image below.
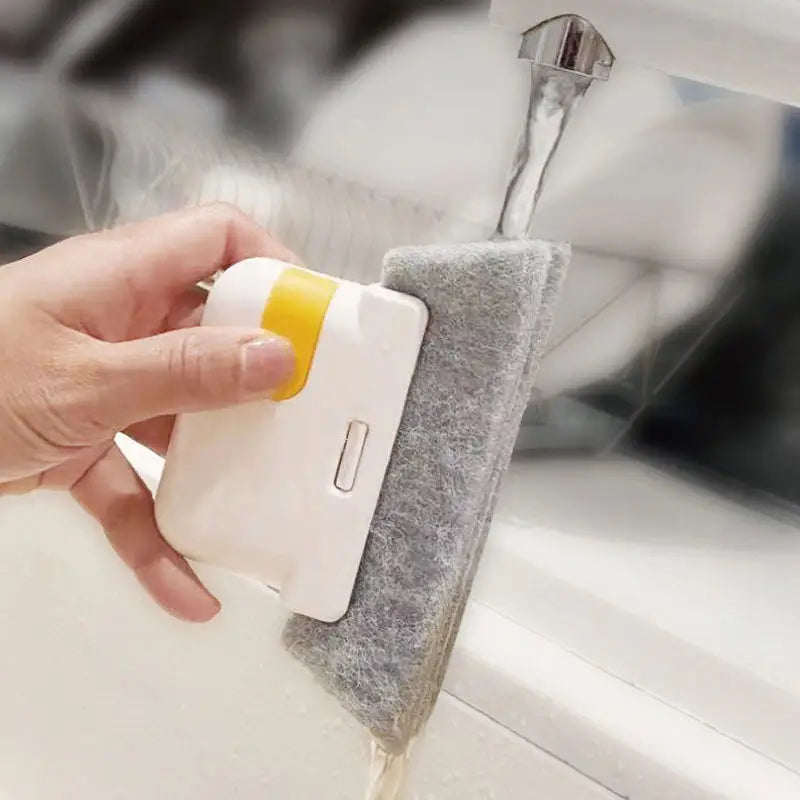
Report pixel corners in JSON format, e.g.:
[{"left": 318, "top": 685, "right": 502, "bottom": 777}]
[
  {"left": 138, "top": 555, "right": 221, "bottom": 623},
  {"left": 243, "top": 336, "right": 295, "bottom": 395}
]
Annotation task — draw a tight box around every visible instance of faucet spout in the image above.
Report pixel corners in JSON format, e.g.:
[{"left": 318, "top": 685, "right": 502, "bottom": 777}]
[{"left": 496, "top": 15, "right": 614, "bottom": 240}]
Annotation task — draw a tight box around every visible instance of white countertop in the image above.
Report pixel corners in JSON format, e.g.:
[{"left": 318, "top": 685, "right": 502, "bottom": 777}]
[
  {"left": 1, "top": 437, "right": 798, "bottom": 798},
  {"left": 117, "top": 437, "right": 800, "bottom": 797},
  {"left": 477, "top": 456, "right": 800, "bottom": 776}
]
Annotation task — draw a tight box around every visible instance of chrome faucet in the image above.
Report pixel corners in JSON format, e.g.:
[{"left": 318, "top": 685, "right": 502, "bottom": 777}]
[
  {"left": 496, "top": 15, "right": 613, "bottom": 239},
  {"left": 494, "top": 0, "right": 800, "bottom": 239}
]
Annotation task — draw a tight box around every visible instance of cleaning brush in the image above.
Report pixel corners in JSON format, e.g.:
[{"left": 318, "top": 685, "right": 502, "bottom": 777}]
[
  {"left": 79, "top": 71, "right": 571, "bottom": 761},
  {"left": 281, "top": 32, "right": 592, "bottom": 756},
  {"left": 283, "top": 237, "right": 568, "bottom": 753},
  {"left": 154, "top": 234, "right": 568, "bottom": 758}
]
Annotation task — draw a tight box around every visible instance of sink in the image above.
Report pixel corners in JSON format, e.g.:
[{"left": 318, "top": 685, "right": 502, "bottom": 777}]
[
  {"left": 0, "top": 471, "right": 612, "bottom": 799},
  {"left": 0, "top": 439, "right": 797, "bottom": 798}
]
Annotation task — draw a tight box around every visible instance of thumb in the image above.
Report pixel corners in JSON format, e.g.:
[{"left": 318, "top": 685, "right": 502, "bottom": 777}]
[{"left": 97, "top": 327, "right": 294, "bottom": 431}]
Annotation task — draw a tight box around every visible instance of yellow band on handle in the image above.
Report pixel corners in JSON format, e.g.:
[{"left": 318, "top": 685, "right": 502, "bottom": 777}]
[{"left": 261, "top": 266, "right": 338, "bottom": 401}]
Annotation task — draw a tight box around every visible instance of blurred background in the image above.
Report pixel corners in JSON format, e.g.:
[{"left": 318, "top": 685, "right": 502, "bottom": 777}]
[{"left": 1, "top": 0, "right": 800, "bottom": 512}]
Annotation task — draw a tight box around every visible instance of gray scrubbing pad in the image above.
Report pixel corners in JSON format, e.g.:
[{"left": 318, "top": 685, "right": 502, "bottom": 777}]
[{"left": 283, "top": 239, "right": 568, "bottom": 754}]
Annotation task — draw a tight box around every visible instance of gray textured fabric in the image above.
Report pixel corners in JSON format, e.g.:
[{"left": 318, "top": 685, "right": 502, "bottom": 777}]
[{"left": 283, "top": 240, "right": 569, "bottom": 753}]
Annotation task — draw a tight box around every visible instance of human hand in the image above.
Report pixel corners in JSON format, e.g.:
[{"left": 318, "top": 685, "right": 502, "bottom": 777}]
[{"left": 0, "top": 205, "right": 296, "bottom": 622}]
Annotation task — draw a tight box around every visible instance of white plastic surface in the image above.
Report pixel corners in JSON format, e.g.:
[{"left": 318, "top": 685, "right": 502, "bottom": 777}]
[
  {"left": 0, "top": 488, "right": 622, "bottom": 800},
  {"left": 155, "top": 258, "right": 427, "bottom": 622},
  {"left": 473, "top": 457, "right": 800, "bottom": 775},
  {"left": 490, "top": 0, "right": 800, "bottom": 108},
  {"left": 4, "top": 451, "right": 800, "bottom": 798}
]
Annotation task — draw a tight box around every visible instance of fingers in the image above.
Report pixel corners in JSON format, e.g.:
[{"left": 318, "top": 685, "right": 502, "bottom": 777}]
[
  {"left": 124, "top": 416, "right": 175, "bottom": 456},
  {"left": 24, "top": 205, "right": 299, "bottom": 340},
  {"left": 71, "top": 444, "right": 220, "bottom": 622},
  {"left": 0, "top": 474, "right": 41, "bottom": 495},
  {"left": 43, "top": 204, "right": 297, "bottom": 306},
  {"left": 164, "top": 289, "right": 207, "bottom": 331},
  {"left": 0, "top": 445, "right": 110, "bottom": 495},
  {"left": 104, "top": 204, "right": 298, "bottom": 291},
  {"left": 94, "top": 326, "right": 294, "bottom": 432}
]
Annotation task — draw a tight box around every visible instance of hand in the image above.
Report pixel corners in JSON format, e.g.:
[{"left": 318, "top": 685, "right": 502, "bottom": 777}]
[{"left": 0, "top": 205, "right": 296, "bottom": 622}]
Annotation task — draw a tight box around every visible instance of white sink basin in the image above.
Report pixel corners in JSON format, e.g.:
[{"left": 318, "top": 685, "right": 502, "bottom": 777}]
[
  {"left": 0, "top": 442, "right": 798, "bottom": 799},
  {"left": 0, "top": 486, "right": 612, "bottom": 800}
]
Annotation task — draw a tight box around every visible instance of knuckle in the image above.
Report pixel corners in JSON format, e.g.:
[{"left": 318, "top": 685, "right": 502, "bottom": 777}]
[
  {"left": 200, "top": 202, "right": 251, "bottom": 235},
  {"left": 189, "top": 203, "right": 256, "bottom": 265},
  {"left": 76, "top": 343, "right": 119, "bottom": 436},
  {"left": 39, "top": 340, "right": 110, "bottom": 443},
  {"left": 172, "top": 332, "right": 207, "bottom": 394},
  {"left": 171, "top": 332, "right": 244, "bottom": 403}
]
